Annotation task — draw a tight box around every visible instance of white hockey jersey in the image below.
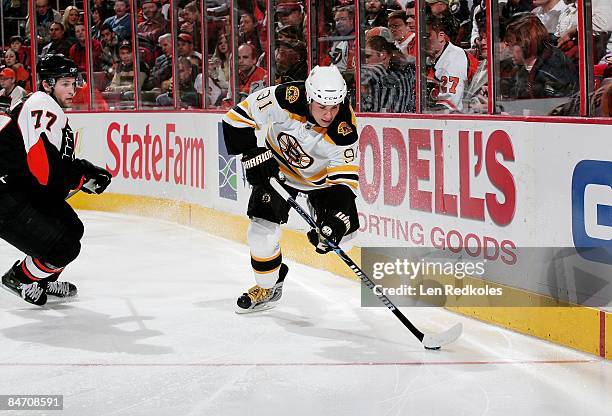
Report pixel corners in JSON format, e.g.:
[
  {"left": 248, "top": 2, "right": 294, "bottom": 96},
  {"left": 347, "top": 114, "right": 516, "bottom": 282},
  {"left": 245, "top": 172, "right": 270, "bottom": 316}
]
[
  {"left": 222, "top": 82, "right": 359, "bottom": 194},
  {"left": 432, "top": 42, "right": 470, "bottom": 111},
  {"left": 0, "top": 91, "right": 84, "bottom": 196}
]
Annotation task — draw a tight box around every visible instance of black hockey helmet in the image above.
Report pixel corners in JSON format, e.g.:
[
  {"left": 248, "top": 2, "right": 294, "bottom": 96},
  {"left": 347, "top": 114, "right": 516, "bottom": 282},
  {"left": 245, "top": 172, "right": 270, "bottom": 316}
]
[{"left": 37, "top": 54, "right": 81, "bottom": 89}]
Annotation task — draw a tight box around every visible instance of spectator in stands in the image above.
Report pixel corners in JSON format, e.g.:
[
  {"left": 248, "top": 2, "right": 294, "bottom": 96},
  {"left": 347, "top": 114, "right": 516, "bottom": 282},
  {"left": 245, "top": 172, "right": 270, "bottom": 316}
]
[
  {"left": 103, "top": 0, "right": 132, "bottom": 41},
  {"left": 276, "top": 1, "right": 304, "bottom": 30},
  {"left": 592, "top": 0, "right": 612, "bottom": 61},
  {"left": 181, "top": 1, "right": 202, "bottom": 52},
  {"left": 464, "top": 10, "right": 489, "bottom": 113},
  {"left": 149, "top": 33, "right": 173, "bottom": 89},
  {"left": 327, "top": 6, "right": 356, "bottom": 73},
  {"left": 0, "top": 68, "right": 27, "bottom": 108},
  {"left": 274, "top": 38, "right": 307, "bottom": 83},
  {"left": 405, "top": 1, "right": 416, "bottom": 31},
  {"left": 100, "top": 24, "right": 120, "bottom": 72},
  {"left": 138, "top": 0, "right": 168, "bottom": 47},
  {"left": 176, "top": 56, "right": 201, "bottom": 108},
  {"left": 424, "top": 14, "right": 477, "bottom": 112},
  {"left": 554, "top": 0, "right": 577, "bottom": 42},
  {"left": 9, "top": 36, "right": 29, "bottom": 68},
  {"left": 188, "top": 55, "right": 203, "bottom": 97},
  {"left": 553, "top": 0, "right": 611, "bottom": 63},
  {"left": 427, "top": 0, "right": 450, "bottom": 17},
  {"left": 178, "top": 33, "right": 202, "bottom": 60},
  {"left": 156, "top": 57, "right": 200, "bottom": 108},
  {"left": 93, "top": 0, "right": 114, "bottom": 20},
  {"left": 205, "top": 57, "right": 227, "bottom": 106},
  {"left": 62, "top": 5, "right": 80, "bottom": 42},
  {"left": 549, "top": 76, "right": 612, "bottom": 117},
  {"left": 388, "top": 10, "right": 416, "bottom": 58},
  {"left": 69, "top": 21, "right": 103, "bottom": 73},
  {"left": 553, "top": 0, "right": 579, "bottom": 65},
  {"left": 28, "top": 0, "right": 62, "bottom": 48},
  {"left": 212, "top": 34, "right": 232, "bottom": 93},
  {"left": 91, "top": 6, "right": 107, "bottom": 41},
  {"left": 41, "top": 22, "right": 75, "bottom": 57},
  {"left": 3, "top": 49, "right": 31, "bottom": 91},
  {"left": 72, "top": 80, "right": 110, "bottom": 111},
  {"left": 364, "top": 0, "right": 388, "bottom": 30},
  {"left": 106, "top": 40, "right": 147, "bottom": 95},
  {"left": 502, "top": 14, "right": 578, "bottom": 99},
  {"left": 531, "top": 0, "right": 567, "bottom": 34},
  {"left": 237, "top": 43, "right": 267, "bottom": 99},
  {"left": 361, "top": 35, "right": 416, "bottom": 112},
  {"left": 160, "top": 0, "right": 171, "bottom": 19},
  {"left": 426, "top": 0, "right": 463, "bottom": 44},
  {"left": 239, "top": 12, "right": 263, "bottom": 58}
]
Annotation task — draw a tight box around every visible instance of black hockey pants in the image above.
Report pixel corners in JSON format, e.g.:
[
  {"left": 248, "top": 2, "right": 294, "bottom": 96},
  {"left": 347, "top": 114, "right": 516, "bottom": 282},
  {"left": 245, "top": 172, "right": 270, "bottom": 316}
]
[{"left": 0, "top": 191, "right": 84, "bottom": 268}]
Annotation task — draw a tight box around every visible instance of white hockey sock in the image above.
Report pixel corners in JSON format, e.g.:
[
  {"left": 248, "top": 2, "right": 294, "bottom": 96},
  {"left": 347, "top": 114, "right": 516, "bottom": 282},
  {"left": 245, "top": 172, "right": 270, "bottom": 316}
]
[
  {"left": 21, "top": 256, "right": 63, "bottom": 282},
  {"left": 248, "top": 218, "right": 282, "bottom": 289}
]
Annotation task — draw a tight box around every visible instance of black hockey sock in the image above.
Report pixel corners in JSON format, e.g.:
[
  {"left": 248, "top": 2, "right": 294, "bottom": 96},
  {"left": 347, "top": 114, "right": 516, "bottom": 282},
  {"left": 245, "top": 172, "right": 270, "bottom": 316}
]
[{"left": 251, "top": 251, "right": 283, "bottom": 289}]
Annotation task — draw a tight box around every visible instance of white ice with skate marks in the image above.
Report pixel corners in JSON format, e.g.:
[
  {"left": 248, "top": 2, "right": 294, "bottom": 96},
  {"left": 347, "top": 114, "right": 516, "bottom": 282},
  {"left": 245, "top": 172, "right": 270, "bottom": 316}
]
[{"left": 0, "top": 211, "right": 610, "bottom": 416}]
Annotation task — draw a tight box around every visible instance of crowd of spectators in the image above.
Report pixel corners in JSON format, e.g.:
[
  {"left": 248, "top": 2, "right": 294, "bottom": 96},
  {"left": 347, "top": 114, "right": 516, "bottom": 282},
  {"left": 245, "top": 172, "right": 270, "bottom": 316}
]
[{"left": 0, "top": 0, "right": 610, "bottom": 115}]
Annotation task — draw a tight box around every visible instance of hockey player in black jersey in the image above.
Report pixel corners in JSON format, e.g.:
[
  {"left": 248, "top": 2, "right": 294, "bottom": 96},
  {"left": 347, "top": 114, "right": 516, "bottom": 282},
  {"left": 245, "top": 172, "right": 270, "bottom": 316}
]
[
  {"left": 0, "top": 55, "right": 112, "bottom": 306},
  {"left": 222, "top": 65, "right": 360, "bottom": 313}
]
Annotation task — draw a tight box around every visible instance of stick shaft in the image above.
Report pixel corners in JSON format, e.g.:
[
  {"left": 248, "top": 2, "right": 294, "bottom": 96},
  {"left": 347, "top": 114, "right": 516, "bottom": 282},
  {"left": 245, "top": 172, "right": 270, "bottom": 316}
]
[{"left": 269, "top": 178, "right": 425, "bottom": 342}]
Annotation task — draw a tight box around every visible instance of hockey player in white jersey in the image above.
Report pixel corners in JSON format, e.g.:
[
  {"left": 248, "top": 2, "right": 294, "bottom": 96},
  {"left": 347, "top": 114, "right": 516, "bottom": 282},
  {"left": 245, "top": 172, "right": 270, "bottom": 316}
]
[
  {"left": 0, "top": 55, "right": 112, "bottom": 306},
  {"left": 222, "top": 65, "right": 359, "bottom": 313}
]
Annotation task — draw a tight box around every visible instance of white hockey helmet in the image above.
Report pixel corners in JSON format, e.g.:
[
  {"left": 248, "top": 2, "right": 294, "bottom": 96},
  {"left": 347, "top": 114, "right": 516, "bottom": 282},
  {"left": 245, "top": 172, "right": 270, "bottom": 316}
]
[{"left": 305, "top": 65, "right": 347, "bottom": 106}]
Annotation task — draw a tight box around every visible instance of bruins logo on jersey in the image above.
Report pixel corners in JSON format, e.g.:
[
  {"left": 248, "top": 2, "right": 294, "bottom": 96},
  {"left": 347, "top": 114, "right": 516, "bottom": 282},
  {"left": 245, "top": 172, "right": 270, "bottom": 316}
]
[
  {"left": 337, "top": 121, "right": 353, "bottom": 136},
  {"left": 285, "top": 86, "right": 300, "bottom": 104},
  {"left": 278, "top": 133, "right": 313, "bottom": 169}
]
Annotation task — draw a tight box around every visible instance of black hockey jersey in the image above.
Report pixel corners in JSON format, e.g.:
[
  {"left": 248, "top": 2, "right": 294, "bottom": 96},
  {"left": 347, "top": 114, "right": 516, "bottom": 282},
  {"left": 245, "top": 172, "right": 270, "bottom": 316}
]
[{"left": 0, "top": 92, "right": 85, "bottom": 198}]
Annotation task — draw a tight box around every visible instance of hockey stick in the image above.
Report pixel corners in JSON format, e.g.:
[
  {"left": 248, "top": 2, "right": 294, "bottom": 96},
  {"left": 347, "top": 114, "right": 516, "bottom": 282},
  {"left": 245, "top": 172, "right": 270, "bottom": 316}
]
[
  {"left": 269, "top": 177, "right": 462, "bottom": 350},
  {"left": 66, "top": 189, "right": 80, "bottom": 199}
]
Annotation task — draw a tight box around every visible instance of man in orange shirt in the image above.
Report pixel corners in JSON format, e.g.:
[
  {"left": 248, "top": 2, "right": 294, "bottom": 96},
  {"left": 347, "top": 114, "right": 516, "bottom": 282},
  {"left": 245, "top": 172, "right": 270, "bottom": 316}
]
[{"left": 237, "top": 43, "right": 267, "bottom": 100}]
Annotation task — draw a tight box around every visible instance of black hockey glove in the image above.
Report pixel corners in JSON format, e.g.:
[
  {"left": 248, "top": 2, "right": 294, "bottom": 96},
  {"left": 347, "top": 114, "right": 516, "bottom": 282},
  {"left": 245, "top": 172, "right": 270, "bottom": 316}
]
[
  {"left": 241, "top": 147, "right": 280, "bottom": 187},
  {"left": 307, "top": 211, "right": 351, "bottom": 254},
  {"left": 75, "top": 159, "right": 112, "bottom": 194}
]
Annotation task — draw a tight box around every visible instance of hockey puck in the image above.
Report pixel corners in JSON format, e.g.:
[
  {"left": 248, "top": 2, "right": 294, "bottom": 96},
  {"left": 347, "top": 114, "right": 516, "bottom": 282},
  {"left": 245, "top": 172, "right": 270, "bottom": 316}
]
[{"left": 424, "top": 346, "right": 441, "bottom": 350}]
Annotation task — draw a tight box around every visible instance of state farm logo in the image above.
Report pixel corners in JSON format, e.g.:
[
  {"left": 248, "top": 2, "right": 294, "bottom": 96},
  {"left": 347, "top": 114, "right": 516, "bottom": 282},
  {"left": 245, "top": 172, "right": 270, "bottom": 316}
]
[
  {"left": 278, "top": 133, "right": 313, "bottom": 169},
  {"left": 106, "top": 122, "right": 205, "bottom": 189}
]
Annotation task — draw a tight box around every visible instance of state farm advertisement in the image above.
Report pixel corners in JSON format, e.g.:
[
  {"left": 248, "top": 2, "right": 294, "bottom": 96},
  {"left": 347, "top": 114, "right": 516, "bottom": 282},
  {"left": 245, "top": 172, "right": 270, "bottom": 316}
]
[{"left": 68, "top": 112, "right": 247, "bottom": 215}]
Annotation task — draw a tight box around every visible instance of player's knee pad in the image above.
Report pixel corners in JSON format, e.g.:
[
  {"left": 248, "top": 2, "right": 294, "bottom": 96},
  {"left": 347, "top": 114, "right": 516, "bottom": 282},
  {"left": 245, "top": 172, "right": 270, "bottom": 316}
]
[
  {"left": 248, "top": 217, "right": 281, "bottom": 258},
  {"left": 45, "top": 234, "right": 82, "bottom": 268}
]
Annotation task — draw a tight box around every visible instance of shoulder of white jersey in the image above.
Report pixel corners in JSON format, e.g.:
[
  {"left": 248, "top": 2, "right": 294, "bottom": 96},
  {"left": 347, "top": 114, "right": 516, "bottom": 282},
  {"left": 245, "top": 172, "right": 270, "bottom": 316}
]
[
  {"left": 20, "top": 91, "right": 64, "bottom": 116},
  {"left": 325, "top": 103, "right": 358, "bottom": 146},
  {"left": 274, "top": 81, "right": 309, "bottom": 118},
  {"left": 17, "top": 91, "right": 68, "bottom": 142}
]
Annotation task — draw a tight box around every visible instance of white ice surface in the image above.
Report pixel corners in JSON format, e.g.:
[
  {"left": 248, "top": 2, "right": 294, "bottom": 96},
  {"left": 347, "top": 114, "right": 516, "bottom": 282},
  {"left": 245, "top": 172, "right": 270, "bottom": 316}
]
[{"left": 0, "top": 211, "right": 610, "bottom": 416}]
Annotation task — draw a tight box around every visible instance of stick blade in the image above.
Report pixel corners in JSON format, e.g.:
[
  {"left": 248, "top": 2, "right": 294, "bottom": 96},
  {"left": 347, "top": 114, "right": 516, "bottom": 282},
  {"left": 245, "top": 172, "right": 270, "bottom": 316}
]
[{"left": 422, "top": 323, "right": 463, "bottom": 349}]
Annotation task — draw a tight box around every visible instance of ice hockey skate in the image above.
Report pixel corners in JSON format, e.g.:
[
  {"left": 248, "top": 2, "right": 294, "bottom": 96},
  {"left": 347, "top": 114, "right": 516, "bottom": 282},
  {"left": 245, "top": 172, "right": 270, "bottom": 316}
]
[
  {"left": 236, "top": 263, "right": 288, "bottom": 313},
  {"left": 45, "top": 278, "right": 78, "bottom": 298},
  {"left": 1, "top": 262, "right": 48, "bottom": 306}
]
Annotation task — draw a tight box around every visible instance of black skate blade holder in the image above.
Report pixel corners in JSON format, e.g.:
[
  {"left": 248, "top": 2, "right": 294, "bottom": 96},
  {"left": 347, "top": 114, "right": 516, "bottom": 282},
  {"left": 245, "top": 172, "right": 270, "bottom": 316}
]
[{"left": 269, "top": 177, "right": 462, "bottom": 350}]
